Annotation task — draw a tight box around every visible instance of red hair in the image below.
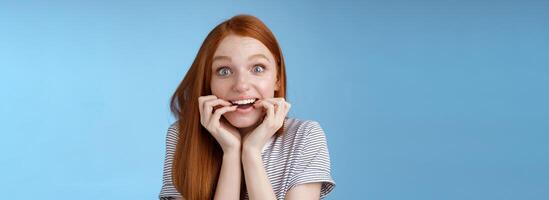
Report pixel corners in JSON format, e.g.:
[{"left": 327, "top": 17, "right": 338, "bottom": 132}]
[{"left": 169, "top": 14, "right": 287, "bottom": 199}]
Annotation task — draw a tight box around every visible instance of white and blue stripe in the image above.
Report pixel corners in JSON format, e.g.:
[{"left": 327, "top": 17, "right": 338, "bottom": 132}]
[{"left": 159, "top": 118, "right": 335, "bottom": 200}]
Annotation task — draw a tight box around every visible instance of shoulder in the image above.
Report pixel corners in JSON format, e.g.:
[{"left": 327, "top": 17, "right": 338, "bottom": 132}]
[
  {"left": 284, "top": 118, "right": 325, "bottom": 136},
  {"left": 165, "top": 121, "right": 180, "bottom": 145},
  {"left": 168, "top": 121, "right": 180, "bottom": 132},
  {"left": 282, "top": 118, "right": 327, "bottom": 145}
]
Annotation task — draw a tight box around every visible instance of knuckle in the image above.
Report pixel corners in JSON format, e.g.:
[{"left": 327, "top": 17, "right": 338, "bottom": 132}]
[
  {"left": 213, "top": 108, "right": 223, "bottom": 114},
  {"left": 204, "top": 100, "right": 216, "bottom": 107},
  {"left": 215, "top": 107, "right": 230, "bottom": 115}
]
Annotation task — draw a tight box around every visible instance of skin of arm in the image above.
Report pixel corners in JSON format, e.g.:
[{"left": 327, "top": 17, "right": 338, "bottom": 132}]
[
  {"left": 198, "top": 95, "right": 243, "bottom": 200},
  {"left": 242, "top": 147, "right": 322, "bottom": 200},
  {"left": 213, "top": 149, "right": 242, "bottom": 200},
  {"left": 241, "top": 98, "right": 322, "bottom": 200},
  {"left": 284, "top": 183, "right": 322, "bottom": 200},
  {"left": 241, "top": 147, "right": 277, "bottom": 200},
  {"left": 240, "top": 98, "right": 286, "bottom": 200}
]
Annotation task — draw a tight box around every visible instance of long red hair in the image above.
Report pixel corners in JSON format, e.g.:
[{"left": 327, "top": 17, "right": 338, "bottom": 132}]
[{"left": 169, "top": 14, "right": 287, "bottom": 200}]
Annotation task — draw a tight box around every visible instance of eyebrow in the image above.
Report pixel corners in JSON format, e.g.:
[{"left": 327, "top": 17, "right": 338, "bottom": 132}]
[{"left": 213, "top": 54, "right": 271, "bottom": 63}]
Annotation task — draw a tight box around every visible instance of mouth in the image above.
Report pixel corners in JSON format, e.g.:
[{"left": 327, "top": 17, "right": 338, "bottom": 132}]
[{"left": 230, "top": 98, "right": 259, "bottom": 109}]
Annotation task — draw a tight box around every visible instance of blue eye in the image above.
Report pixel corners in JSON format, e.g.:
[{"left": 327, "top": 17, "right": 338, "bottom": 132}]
[
  {"left": 253, "top": 65, "right": 265, "bottom": 73},
  {"left": 217, "top": 67, "right": 232, "bottom": 76}
]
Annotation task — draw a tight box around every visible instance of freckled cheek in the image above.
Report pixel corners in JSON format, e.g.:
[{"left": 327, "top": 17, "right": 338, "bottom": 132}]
[
  {"left": 210, "top": 79, "right": 228, "bottom": 97},
  {"left": 255, "top": 80, "right": 277, "bottom": 98}
]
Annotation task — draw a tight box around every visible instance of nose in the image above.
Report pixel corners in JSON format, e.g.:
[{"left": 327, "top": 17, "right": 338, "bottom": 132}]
[{"left": 233, "top": 72, "right": 250, "bottom": 93}]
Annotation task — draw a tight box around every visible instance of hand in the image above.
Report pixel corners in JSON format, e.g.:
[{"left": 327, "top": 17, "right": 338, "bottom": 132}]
[
  {"left": 242, "top": 98, "right": 291, "bottom": 153},
  {"left": 198, "top": 95, "right": 241, "bottom": 153}
]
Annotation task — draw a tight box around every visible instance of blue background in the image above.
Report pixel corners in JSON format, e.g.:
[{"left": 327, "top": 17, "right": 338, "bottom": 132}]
[{"left": 1, "top": 0, "right": 548, "bottom": 199}]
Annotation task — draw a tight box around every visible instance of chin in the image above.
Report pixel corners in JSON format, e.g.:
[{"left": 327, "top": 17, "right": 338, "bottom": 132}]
[{"left": 223, "top": 109, "right": 263, "bottom": 129}]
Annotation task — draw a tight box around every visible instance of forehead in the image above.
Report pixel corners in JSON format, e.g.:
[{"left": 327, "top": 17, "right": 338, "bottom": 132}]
[{"left": 213, "top": 35, "right": 274, "bottom": 61}]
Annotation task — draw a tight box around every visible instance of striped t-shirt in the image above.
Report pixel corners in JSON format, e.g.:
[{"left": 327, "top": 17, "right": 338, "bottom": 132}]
[{"left": 159, "top": 118, "right": 336, "bottom": 200}]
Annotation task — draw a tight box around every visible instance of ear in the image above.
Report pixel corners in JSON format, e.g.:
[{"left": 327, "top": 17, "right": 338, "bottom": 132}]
[{"left": 275, "top": 78, "right": 280, "bottom": 91}]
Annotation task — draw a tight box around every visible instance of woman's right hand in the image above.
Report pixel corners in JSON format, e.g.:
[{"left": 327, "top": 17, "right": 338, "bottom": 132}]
[{"left": 198, "top": 95, "right": 241, "bottom": 153}]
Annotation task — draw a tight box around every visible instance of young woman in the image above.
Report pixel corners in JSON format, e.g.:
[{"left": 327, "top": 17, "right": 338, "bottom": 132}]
[{"left": 159, "top": 14, "right": 335, "bottom": 200}]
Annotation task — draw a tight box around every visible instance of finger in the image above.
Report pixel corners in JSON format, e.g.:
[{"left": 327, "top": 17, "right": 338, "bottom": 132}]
[
  {"left": 264, "top": 98, "right": 285, "bottom": 115},
  {"left": 275, "top": 99, "right": 285, "bottom": 113},
  {"left": 198, "top": 95, "right": 217, "bottom": 114},
  {"left": 278, "top": 98, "right": 290, "bottom": 113},
  {"left": 266, "top": 98, "right": 290, "bottom": 123},
  {"left": 201, "top": 97, "right": 218, "bottom": 123},
  {"left": 199, "top": 95, "right": 217, "bottom": 125},
  {"left": 211, "top": 105, "right": 238, "bottom": 124},
  {"left": 280, "top": 102, "right": 291, "bottom": 123},
  {"left": 259, "top": 100, "right": 275, "bottom": 121},
  {"left": 204, "top": 98, "right": 232, "bottom": 111},
  {"left": 203, "top": 99, "right": 232, "bottom": 122},
  {"left": 277, "top": 101, "right": 289, "bottom": 122}
]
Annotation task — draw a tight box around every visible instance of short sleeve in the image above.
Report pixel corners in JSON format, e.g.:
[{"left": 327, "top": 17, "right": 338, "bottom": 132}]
[
  {"left": 159, "top": 123, "right": 184, "bottom": 200},
  {"left": 287, "top": 121, "right": 336, "bottom": 199}
]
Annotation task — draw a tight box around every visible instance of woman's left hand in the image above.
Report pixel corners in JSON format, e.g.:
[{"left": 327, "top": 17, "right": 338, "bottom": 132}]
[{"left": 242, "top": 98, "right": 291, "bottom": 153}]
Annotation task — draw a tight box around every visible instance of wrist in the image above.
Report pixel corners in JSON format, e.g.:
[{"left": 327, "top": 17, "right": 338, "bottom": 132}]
[
  {"left": 241, "top": 146, "right": 261, "bottom": 162},
  {"left": 242, "top": 144, "right": 261, "bottom": 154},
  {"left": 242, "top": 138, "right": 264, "bottom": 153},
  {"left": 223, "top": 147, "right": 241, "bottom": 157}
]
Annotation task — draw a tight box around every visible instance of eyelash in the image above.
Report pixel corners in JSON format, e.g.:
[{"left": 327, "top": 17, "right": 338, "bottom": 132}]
[{"left": 216, "top": 64, "right": 266, "bottom": 77}]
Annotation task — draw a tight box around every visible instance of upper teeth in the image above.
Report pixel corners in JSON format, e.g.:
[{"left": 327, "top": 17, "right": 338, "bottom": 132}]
[{"left": 232, "top": 98, "right": 256, "bottom": 105}]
